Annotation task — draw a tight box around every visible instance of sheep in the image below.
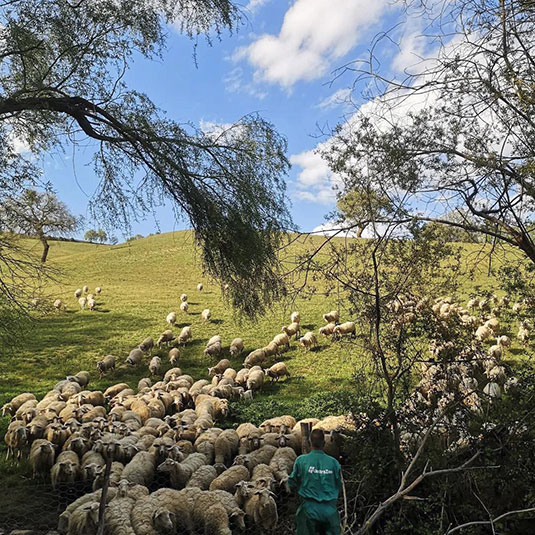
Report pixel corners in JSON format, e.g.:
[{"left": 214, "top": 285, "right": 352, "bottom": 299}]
[
  {"left": 164, "top": 367, "right": 183, "bottom": 383},
  {"left": 126, "top": 347, "right": 144, "bottom": 366},
  {"left": 488, "top": 344, "right": 503, "bottom": 360},
  {"left": 51, "top": 451, "right": 80, "bottom": 488},
  {"left": 214, "top": 429, "right": 240, "bottom": 468},
  {"left": 497, "top": 335, "right": 511, "bottom": 348},
  {"left": 230, "top": 338, "right": 244, "bottom": 357},
  {"left": 76, "top": 390, "right": 105, "bottom": 406},
  {"left": 235, "top": 369, "right": 250, "bottom": 387},
  {"left": 250, "top": 464, "right": 276, "bottom": 491},
  {"left": 333, "top": 321, "right": 356, "bottom": 339},
  {"left": 476, "top": 325, "right": 493, "bottom": 342},
  {"left": 209, "top": 359, "right": 231, "bottom": 377},
  {"left": 180, "top": 293, "right": 188, "bottom": 302},
  {"left": 68, "top": 370, "right": 90, "bottom": 388},
  {"left": 277, "top": 432, "right": 302, "bottom": 454},
  {"left": 122, "top": 451, "right": 157, "bottom": 486},
  {"left": 484, "top": 317, "right": 500, "bottom": 332},
  {"left": 95, "top": 287, "right": 102, "bottom": 294},
  {"left": 246, "top": 488, "right": 278, "bottom": 533},
  {"left": 201, "top": 308, "right": 211, "bottom": 322},
  {"left": 137, "top": 378, "right": 152, "bottom": 391},
  {"left": 244, "top": 349, "right": 268, "bottom": 369},
  {"left": 104, "top": 382, "right": 130, "bottom": 399},
  {"left": 223, "top": 368, "right": 237, "bottom": 381},
  {"left": 195, "top": 395, "right": 229, "bottom": 421},
  {"left": 272, "top": 333, "right": 290, "bottom": 350},
  {"left": 194, "top": 428, "right": 223, "bottom": 463},
  {"left": 186, "top": 464, "right": 219, "bottom": 490},
  {"left": 518, "top": 322, "right": 530, "bottom": 345},
  {"left": 54, "top": 298, "right": 63, "bottom": 310},
  {"left": 87, "top": 297, "right": 96, "bottom": 311},
  {"left": 157, "top": 329, "right": 175, "bottom": 347},
  {"left": 29, "top": 439, "right": 56, "bottom": 478},
  {"left": 149, "top": 356, "right": 162, "bottom": 376},
  {"left": 180, "top": 301, "right": 189, "bottom": 313},
  {"left": 66, "top": 502, "right": 100, "bottom": 535},
  {"left": 319, "top": 323, "right": 336, "bottom": 337},
  {"left": 483, "top": 381, "right": 501, "bottom": 398},
  {"left": 178, "top": 326, "right": 192, "bottom": 344},
  {"left": 83, "top": 285, "right": 89, "bottom": 293},
  {"left": 166, "top": 312, "right": 177, "bottom": 327},
  {"left": 158, "top": 453, "right": 208, "bottom": 488},
  {"left": 2, "top": 392, "right": 36, "bottom": 416},
  {"left": 104, "top": 496, "right": 137, "bottom": 535},
  {"left": 299, "top": 331, "right": 318, "bottom": 351},
  {"left": 197, "top": 283, "right": 204, "bottom": 291},
  {"left": 209, "top": 464, "right": 250, "bottom": 492},
  {"left": 5, "top": 420, "right": 29, "bottom": 459},
  {"left": 205, "top": 341, "right": 223, "bottom": 358},
  {"left": 263, "top": 341, "right": 280, "bottom": 358},
  {"left": 97, "top": 355, "right": 115, "bottom": 377},
  {"left": 78, "top": 297, "right": 87, "bottom": 310},
  {"left": 165, "top": 348, "right": 179, "bottom": 368},
  {"left": 139, "top": 337, "right": 154, "bottom": 353},
  {"left": 74, "top": 288, "right": 82, "bottom": 298},
  {"left": 93, "top": 461, "right": 124, "bottom": 490},
  {"left": 260, "top": 415, "right": 296, "bottom": 434},
  {"left": 269, "top": 447, "right": 297, "bottom": 492},
  {"left": 265, "top": 362, "right": 290, "bottom": 381},
  {"left": 246, "top": 369, "right": 265, "bottom": 392},
  {"left": 323, "top": 310, "right": 340, "bottom": 323},
  {"left": 281, "top": 322, "right": 301, "bottom": 339},
  {"left": 291, "top": 311, "right": 300, "bottom": 324},
  {"left": 81, "top": 451, "right": 106, "bottom": 481},
  {"left": 233, "top": 445, "right": 277, "bottom": 474},
  {"left": 15, "top": 399, "right": 37, "bottom": 423}
]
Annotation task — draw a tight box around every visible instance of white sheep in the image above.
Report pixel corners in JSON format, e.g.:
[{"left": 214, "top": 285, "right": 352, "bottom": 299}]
[
  {"left": 74, "top": 289, "right": 82, "bottom": 299},
  {"left": 333, "top": 321, "right": 356, "bottom": 339},
  {"left": 290, "top": 311, "right": 300, "bottom": 324},
  {"left": 158, "top": 453, "right": 208, "bottom": 488},
  {"left": 269, "top": 447, "right": 296, "bottom": 492},
  {"left": 318, "top": 323, "right": 336, "bottom": 337},
  {"left": 497, "top": 335, "right": 511, "bottom": 348},
  {"left": 82, "top": 285, "right": 89, "bottom": 293},
  {"left": 299, "top": 331, "right": 318, "bottom": 351},
  {"left": 208, "top": 359, "right": 231, "bottom": 377},
  {"left": 178, "top": 326, "right": 192, "bottom": 344},
  {"left": 272, "top": 333, "right": 290, "bottom": 350},
  {"left": 264, "top": 362, "right": 290, "bottom": 381},
  {"left": 87, "top": 297, "right": 96, "bottom": 311},
  {"left": 197, "top": 283, "right": 204, "bottom": 291},
  {"left": 149, "top": 356, "right": 162, "bottom": 376},
  {"left": 95, "top": 287, "right": 101, "bottom": 294},
  {"left": 96, "top": 355, "right": 115, "bottom": 377},
  {"left": 180, "top": 301, "right": 189, "bottom": 313},
  {"left": 29, "top": 439, "right": 55, "bottom": 478},
  {"left": 281, "top": 322, "right": 300, "bottom": 339},
  {"left": 204, "top": 341, "right": 222, "bottom": 358},
  {"left": 245, "top": 488, "right": 278, "bottom": 532},
  {"left": 209, "top": 464, "right": 250, "bottom": 492},
  {"left": 78, "top": 297, "right": 87, "bottom": 310},
  {"left": 66, "top": 502, "right": 100, "bottom": 535},
  {"left": 126, "top": 348, "right": 144, "bottom": 366},
  {"left": 229, "top": 338, "right": 244, "bottom": 357},
  {"left": 166, "top": 311, "right": 177, "bottom": 327},
  {"left": 186, "top": 465, "right": 218, "bottom": 490},
  {"left": 157, "top": 329, "right": 175, "bottom": 347},
  {"left": 122, "top": 451, "right": 156, "bottom": 486},
  {"left": 214, "top": 429, "right": 240, "bottom": 468},
  {"left": 168, "top": 347, "right": 180, "bottom": 366},
  {"left": 201, "top": 308, "right": 211, "bottom": 322},
  {"left": 139, "top": 337, "right": 154, "bottom": 353},
  {"left": 53, "top": 299, "right": 63, "bottom": 311},
  {"left": 323, "top": 310, "right": 339, "bottom": 323},
  {"left": 243, "top": 349, "right": 268, "bottom": 369},
  {"left": 475, "top": 325, "right": 493, "bottom": 342}
]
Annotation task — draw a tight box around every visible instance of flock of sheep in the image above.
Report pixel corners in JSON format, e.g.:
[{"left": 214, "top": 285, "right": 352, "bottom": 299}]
[{"left": 3, "top": 283, "right": 361, "bottom": 535}]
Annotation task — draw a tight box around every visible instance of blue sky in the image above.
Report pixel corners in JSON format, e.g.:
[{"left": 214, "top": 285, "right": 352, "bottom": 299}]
[{"left": 41, "top": 0, "right": 419, "bottom": 239}]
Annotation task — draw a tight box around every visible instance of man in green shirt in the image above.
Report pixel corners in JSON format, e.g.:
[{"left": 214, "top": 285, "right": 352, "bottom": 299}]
[{"left": 288, "top": 429, "right": 342, "bottom": 535}]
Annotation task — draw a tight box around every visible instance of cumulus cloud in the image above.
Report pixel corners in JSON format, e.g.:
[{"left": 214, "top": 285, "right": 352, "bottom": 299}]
[
  {"left": 317, "top": 88, "right": 353, "bottom": 110},
  {"left": 245, "top": 0, "right": 270, "bottom": 13},
  {"left": 235, "top": 0, "right": 389, "bottom": 88}
]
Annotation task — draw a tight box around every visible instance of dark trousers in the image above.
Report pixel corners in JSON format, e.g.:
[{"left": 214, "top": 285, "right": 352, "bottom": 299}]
[{"left": 296, "top": 499, "right": 340, "bottom": 535}]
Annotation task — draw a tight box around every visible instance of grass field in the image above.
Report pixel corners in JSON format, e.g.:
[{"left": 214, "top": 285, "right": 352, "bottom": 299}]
[{"left": 0, "top": 231, "right": 530, "bottom": 529}]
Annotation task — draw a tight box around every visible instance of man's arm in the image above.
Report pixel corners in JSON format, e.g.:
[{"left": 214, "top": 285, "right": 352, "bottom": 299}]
[{"left": 288, "top": 457, "right": 301, "bottom": 491}]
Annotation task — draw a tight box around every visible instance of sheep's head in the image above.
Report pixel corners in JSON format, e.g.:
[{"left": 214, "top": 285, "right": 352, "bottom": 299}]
[
  {"left": 157, "top": 458, "right": 176, "bottom": 473},
  {"left": 153, "top": 508, "right": 176, "bottom": 533},
  {"left": 230, "top": 510, "right": 246, "bottom": 530}
]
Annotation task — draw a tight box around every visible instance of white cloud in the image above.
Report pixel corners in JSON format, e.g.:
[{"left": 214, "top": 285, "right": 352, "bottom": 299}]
[
  {"left": 312, "top": 221, "right": 358, "bottom": 237},
  {"left": 224, "top": 66, "right": 268, "bottom": 99},
  {"left": 235, "top": 0, "right": 389, "bottom": 88},
  {"left": 245, "top": 0, "right": 270, "bottom": 13},
  {"left": 317, "top": 88, "right": 353, "bottom": 110}
]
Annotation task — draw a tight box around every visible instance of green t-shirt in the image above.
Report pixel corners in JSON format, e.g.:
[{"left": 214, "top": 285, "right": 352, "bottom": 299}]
[{"left": 288, "top": 449, "right": 342, "bottom": 502}]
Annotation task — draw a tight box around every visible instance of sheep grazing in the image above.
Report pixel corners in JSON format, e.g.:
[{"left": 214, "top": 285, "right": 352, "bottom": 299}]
[
  {"left": 230, "top": 338, "right": 244, "bottom": 357},
  {"left": 265, "top": 362, "right": 290, "bottom": 381},
  {"left": 201, "top": 309, "right": 211, "bottom": 322},
  {"left": 180, "top": 293, "right": 188, "bottom": 302},
  {"left": 126, "top": 347, "right": 144, "bottom": 366},
  {"left": 518, "top": 321, "right": 530, "bottom": 345},
  {"left": 497, "top": 335, "right": 511, "bottom": 348},
  {"left": 78, "top": 297, "right": 87, "bottom": 310},
  {"left": 208, "top": 359, "right": 231, "bottom": 377},
  {"left": 95, "top": 287, "right": 102, "bottom": 294},
  {"left": 281, "top": 322, "right": 300, "bottom": 340},
  {"left": 169, "top": 347, "right": 180, "bottom": 366},
  {"left": 149, "top": 356, "right": 162, "bottom": 376},
  {"left": 82, "top": 285, "right": 89, "bottom": 293},
  {"left": 180, "top": 301, "right": 189, "bottom": 313},
  {"left": 484, "top": 317, "right": 500, "bottom": 332},
  {"left": 197, "top": 283, "right": 204, "bottom": 292},
  {"left": 96, "top": 355, "right": 115, "bottom": 377},
  {"left": 246, "top": 369, "right": 265, "bottom": 392},
  {"left": 54, "top": 299, "right": 63, "bottom": 311},
  {"left": 157, "top": 329, "right": 175, "bottom": 347},
  {"left": 178, "top": 326, "right": 192, "bottom": 344},
  {"left": 167, "top": 311, "right": 177, "bottom": 327},
  {"left": 323, "top": 310, "right": 340, "bottom": 323},
  {"left": 333, "top": 321, "right": 356, "bottom": 339},
  {"left": 272, "top": 333, "right": 290, "bottom": 351},
  {"left": 214, "top": 429, "right": 240, "bottom": 468},
  {"left": 139, "top": 337, "right": 154, "bottom": 353},
  {"left": 290, "top": 311, "right": 300, "bottom": 324},
  {"left": 2, "top": 392, "right": 36, "bottom": 417},
  {"left": 122, "top": 451, "right": 157, "bottom": 486},
  {"left": 243, "top": 349, "right": 268, "bottom": 369},
  {"left": 205, "top": 341, "right": 223, "bottom": 358},
  {"left": 475, "top": 325, "right": 493, "bottom": 342},
  {"left": 74, "top": 288, "right": 82, "bottom": 298},
  {"left": 488, "top": 344, "right": 503, "bottom": 361},
  {"left": 299, "top": 331, "right": 318, "bottom": 351},
  {"left": 87, "top": 297, "right": 96, "bottom": 311},
  {"left": 158, "top": 453, "right": 208, "bottom": 488}
]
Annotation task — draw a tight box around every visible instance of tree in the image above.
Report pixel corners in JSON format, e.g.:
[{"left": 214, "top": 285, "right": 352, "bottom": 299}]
[
  {"left": 0, "top": 0, "right": 291, "bottom": 317},
  {"left": 324, "top": 0, "right": 535, "bottom": 265},
  {"left": 96, "top": 229, "right": 108, "bottom": 244},
  {"left": 1, "top": 189, "right": 78, "bottom": 262},
  {"left": 84, "top": 229, "right": 98, "bottom": 243}
]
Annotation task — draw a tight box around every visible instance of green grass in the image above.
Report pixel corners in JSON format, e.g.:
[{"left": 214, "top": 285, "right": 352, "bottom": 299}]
[{"left": 0, "top": 231, "right": 531, "bottom": 530}]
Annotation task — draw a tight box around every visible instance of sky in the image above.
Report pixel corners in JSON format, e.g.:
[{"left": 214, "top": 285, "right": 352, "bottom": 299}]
[{"left": 39, "top": 0, "right": 425, "bottom": 239}]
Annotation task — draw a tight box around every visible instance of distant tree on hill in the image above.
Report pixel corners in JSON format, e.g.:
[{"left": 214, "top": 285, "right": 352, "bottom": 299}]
[
  {"left": 0, "top": 0, "right": 291, "bottom": 319},
  {"left": 0, "top": 189, "right": 78, "bottom": 263},
  {"left": 85, "top": 229, "right": 108, "bottom": 244}
]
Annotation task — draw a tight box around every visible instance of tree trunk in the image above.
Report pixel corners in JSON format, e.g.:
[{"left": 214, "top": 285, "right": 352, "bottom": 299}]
[{"left": 38, "top": 231, "right": 49, "bottom": 263}]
